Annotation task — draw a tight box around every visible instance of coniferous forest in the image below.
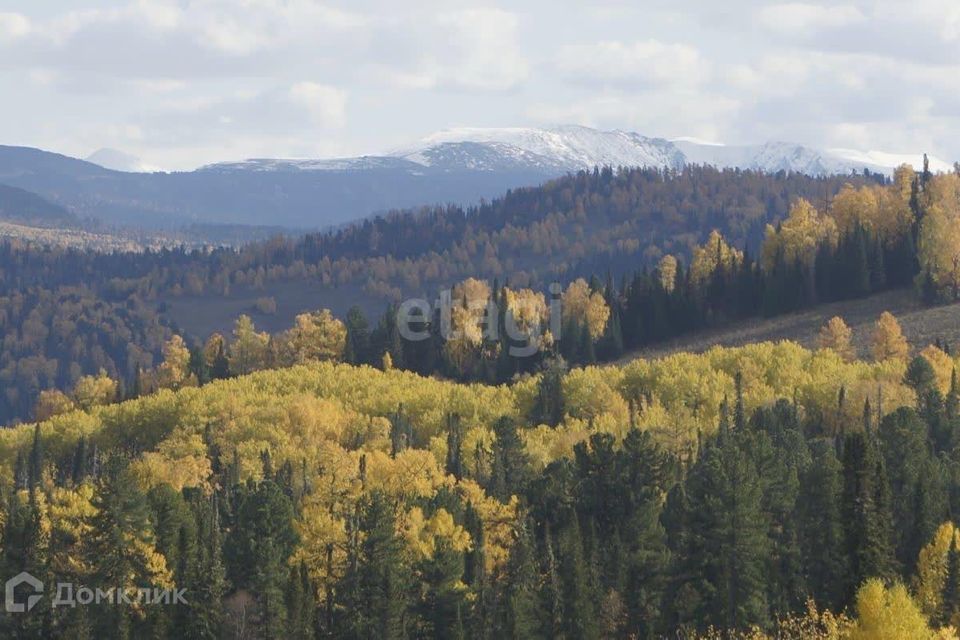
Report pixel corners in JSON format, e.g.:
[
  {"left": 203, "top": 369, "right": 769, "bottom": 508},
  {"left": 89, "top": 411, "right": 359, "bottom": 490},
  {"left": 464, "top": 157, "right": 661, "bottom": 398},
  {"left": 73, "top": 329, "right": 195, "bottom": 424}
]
[{"left": 1, "top": 162, "right": 960, "bottom": 639}]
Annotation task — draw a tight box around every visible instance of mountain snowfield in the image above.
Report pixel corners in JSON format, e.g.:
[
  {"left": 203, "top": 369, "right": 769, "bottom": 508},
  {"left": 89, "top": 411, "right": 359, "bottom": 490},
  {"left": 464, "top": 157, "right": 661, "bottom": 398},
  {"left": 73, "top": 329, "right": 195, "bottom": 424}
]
[
  {"left": 16, "top": 126, "right": 949, "bottom": 232},
  {"left": 203, "top": 125, "right": 953, "bottom": 176},
  {"left": 85, "top": 148, "right": 163, "bottom": 173}
]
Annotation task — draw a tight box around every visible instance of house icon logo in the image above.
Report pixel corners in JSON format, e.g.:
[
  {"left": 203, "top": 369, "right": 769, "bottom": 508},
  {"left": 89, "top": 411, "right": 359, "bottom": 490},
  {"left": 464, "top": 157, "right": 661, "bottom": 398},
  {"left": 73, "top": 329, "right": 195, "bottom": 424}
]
[{"left": 5, "top": 572, "right": 43, "bottom": 613}]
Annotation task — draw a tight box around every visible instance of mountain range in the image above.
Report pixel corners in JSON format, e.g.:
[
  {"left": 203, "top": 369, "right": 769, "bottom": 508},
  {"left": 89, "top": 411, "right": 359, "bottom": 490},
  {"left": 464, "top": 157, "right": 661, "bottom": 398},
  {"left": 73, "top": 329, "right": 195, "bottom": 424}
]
[{"left": 0, "top": 126, "right": 951, "bottom": 233}]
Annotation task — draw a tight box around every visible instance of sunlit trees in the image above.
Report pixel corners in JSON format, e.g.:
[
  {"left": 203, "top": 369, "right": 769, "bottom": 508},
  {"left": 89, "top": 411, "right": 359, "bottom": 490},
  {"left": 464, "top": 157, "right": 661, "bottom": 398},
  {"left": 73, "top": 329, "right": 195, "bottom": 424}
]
[
  {"left": 914, "top": 522, "right": 958, "bottom": 623},
  {"left": 155, "top": 335, "right": 197, "bottom": 391},
  {"left": 848, "top": 579, "right": 932, "bottom": 640},
  {"left": 871, "top": 312, "right": 910, "bottom": 362},
  {"left": 658, "top": 254, "right": 678, "bottom": 293},
  {"left": 560, "top": 279, "right": 609, "bottom": 340},
  {"left": 71, "top": 369, "right": 118, "bottom": 411},
  {"left": 819, "top": 316, "right": 856, "bottom": 361},
  {"left": 280, "top": 310, "right": 347, "bottom": 365},
  {"left": 34, "top": 389, "right": 75, "bottom": 421},
  {"left": 762, "top": 198, "right": 838, "bottom": 272},
  {"left": 918, "top": 174, "right": 960, "bottom": 300},
  {"left": 691, "top": 230, "right": 743, "bottom": 284},
  {"left": 229, "top": 315, "right": 269, "bottom": 376}
]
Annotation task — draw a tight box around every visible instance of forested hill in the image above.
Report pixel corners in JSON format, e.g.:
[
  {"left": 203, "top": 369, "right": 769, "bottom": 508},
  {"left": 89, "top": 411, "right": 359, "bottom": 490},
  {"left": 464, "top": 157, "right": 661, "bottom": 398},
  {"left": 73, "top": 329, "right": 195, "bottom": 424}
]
[
  {"left": 0, "top": 163, "right": 956, "bottom": 427},
  {"left": 0, "top": 165, "right": 879, "bottom": 301},
  {"left": 0, "top": 183, "right": 78, "bottom": 228},
  {"left": 3, "top": 341, "right": 960, "bottom": 638}
]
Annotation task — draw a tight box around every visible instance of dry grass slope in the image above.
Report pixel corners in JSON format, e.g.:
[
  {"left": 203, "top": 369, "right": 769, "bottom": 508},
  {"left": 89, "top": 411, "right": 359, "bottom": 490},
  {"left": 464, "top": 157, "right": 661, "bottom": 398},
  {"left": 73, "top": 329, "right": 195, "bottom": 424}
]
[{"left": 621, "top": 288, "right": 960, "bottom": 362}]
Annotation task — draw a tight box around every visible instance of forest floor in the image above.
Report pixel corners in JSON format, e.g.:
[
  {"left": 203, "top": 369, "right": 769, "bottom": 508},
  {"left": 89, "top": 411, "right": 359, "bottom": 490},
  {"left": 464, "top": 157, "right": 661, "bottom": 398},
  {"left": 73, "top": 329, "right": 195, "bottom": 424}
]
[{"left": 619, "top": 288, "right": 960, "bottom": 362}]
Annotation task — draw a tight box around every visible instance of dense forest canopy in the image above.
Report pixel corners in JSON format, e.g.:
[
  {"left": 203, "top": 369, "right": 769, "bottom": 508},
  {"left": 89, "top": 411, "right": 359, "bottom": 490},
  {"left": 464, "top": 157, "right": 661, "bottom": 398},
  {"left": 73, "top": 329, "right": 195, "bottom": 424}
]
[
  {"left": 0, "top": 163, "right": 958, "bottom": 427},
  {"left": 0, "top": 167, "right": 908, "bottom": 422},
  {"left": 1, "top": 161, "right": 960, "bottom": 638},
  {"left": 3, "top": 333, "right": 960, "bottom": 638}
]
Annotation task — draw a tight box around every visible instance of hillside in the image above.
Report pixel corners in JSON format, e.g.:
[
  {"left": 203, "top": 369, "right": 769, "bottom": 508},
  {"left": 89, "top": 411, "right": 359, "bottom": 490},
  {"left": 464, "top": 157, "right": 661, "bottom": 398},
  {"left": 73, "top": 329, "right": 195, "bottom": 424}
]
[
  {"left": 1, "top": 341, "right": 955, "bottom": 637},
  {"left": 1, "top": 126, "right": 945, "bottom": 232},
  {"left": 627, "top": 289, "right": 960, "bottom": 361},
  {"left": 0, "top": 183, "right": 78, "bottom": 227}
]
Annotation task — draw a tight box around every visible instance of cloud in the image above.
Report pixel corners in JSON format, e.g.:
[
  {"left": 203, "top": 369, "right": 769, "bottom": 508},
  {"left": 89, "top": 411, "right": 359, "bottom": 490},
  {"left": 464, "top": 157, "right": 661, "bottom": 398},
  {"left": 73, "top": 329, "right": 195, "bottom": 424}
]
[
  {"left": 555, "top": 40, "right": 708, "bottom": 87},
  {"left": 757, "top": 3, "right": 865, "bottom": 35},
  {"left": 288, "top": 82, "right": 347, "bottom": 128},
  {"left": 526, "top": 90, "right": 739, "bottom": 143},
  {"left": 388, "top": 8, "right": 528, "bottom": 91},
  {"left": 0, "top": 12, "right": 30, "bottom": 40}
]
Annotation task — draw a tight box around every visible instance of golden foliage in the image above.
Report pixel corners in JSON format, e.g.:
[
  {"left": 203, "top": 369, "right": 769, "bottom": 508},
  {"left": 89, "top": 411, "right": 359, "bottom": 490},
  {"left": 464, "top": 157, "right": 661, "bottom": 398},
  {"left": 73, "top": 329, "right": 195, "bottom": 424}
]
[
  {"left": 71, "top": 369, "right": 118, "bottom": 411},
  {"left": 561, "top": 278, "right": 610, "bottom": 340},
  {"left": 228, "top": 314, "right": 269, "bottom": 376},
  {"left": 872, "top": 311, "right": 910, "bottom": 362},
  {"left": 34, "top": 389, "right": 75, "bottom": 421},
  {"left": 848, "top": 579, "right": 933, "bottom": 640},
  {"left": 659, "top": 254, "right": 678, "bottom": 293},
  {"left": 154, "top": 334, "right": 197, "bottom": 391},
  {"left": 919, "top": 174, "right": 960, "bottom": 296},
  {"left": 762, "top": 198, "right": 838, "bottom": 271},
  {"left": 921, "top": 346, "right": 956, "bottom": 396},
  {"left": 278, "top": 309, "right": 348, "bottom": 365},
  {"left": 819, "top": 316, "right": 856, "bottom": 362},
  {"left": 914, "top": 522, "right": 958, "bottom": 620},
  {"left": 691, "top": 230, "right": 743, "bottom": 284}
]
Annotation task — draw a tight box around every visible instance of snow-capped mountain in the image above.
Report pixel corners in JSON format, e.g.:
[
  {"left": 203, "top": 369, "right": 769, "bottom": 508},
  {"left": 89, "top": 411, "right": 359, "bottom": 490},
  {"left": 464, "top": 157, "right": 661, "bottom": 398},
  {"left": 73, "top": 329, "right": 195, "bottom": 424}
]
[
  {"left": 4, "top": 127, "right": 953, "bottom": 233},
  {"left": 204, "top": 125, "right": 951, "bottom": 177},
  {"left": 85, "top": 148, "right": 162, "bottom": 173}
]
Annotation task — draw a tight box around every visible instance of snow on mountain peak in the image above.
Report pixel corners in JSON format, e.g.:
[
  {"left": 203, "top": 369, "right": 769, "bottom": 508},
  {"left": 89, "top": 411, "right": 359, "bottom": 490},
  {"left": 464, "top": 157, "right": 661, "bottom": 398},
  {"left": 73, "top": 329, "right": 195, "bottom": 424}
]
[
  {"left": 86, "top": 148, "right": 163, "bottom": 173},
  {"left": 202, "top": 125, "right": 952, "bottom": 177}
]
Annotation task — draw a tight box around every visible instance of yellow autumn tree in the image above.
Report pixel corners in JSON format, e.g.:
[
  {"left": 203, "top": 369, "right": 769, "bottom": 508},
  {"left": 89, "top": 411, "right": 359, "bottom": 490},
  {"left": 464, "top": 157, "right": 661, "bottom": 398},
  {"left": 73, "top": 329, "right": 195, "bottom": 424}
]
[
  {"left": 762, "top": 198, "right": 838, "bottom": 271},
  {"left": 914, "top": 521, "right": 958, "bottom": 621},
  {"left": 691, "top": 230, "right": 743, "bottom": 284},
  {"left": 831, "top": 183, "right": 880, "bottom": 234},
  {"left": 918, "top": 174, "right": 960, "bottom": 298},
  {"left": 658, "top": 254, "right": 678, "bottom": 293},
  {"left": 280, "top": 309, "right": 347, "bottom": 365},
  {"left": 228, "top": 314, "right": 269, "bottom": 376},
  {"left": 921, "top": 345, "right": 956, "bottom": 396},
  {"left": 34, "top": 389, "right": 75, "bottom": 421},
  {"left": 202, "top": 332, "right": 227, "bottom": 369},
  {"left": 871, "top": 311, "right": 910, "bottom": 362},
  {"left": 71, "top": 369, "right": 118, "bottom": 411},
  {"left": 561, "top": 279, "right": 610, "bottom": 340},
  {"left": 848, "top": 578, "right": 933, "bottom": 640},
  {"left": 154, "top": 334, "right": 196, "bottom": 391},
  {"left": 818, "top": 316, "right": 856, "bottom": 361}
]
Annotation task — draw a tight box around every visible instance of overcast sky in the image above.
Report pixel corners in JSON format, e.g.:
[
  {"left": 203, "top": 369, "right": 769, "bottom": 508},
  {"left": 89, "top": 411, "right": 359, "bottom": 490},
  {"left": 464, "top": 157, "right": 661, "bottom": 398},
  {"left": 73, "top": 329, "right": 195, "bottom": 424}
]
[{"left": 1, "top": 0, "right": 959, "bottom": 170}]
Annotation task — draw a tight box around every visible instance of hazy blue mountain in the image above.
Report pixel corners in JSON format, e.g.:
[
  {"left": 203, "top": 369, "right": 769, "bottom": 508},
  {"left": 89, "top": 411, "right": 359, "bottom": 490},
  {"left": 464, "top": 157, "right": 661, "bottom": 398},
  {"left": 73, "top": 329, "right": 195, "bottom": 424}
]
[
  {"left": 0, "top": 182, "right": 78, "bottom": 227},
  {"left": 0, "top": 127, "right": 948, "bottom": 232}
]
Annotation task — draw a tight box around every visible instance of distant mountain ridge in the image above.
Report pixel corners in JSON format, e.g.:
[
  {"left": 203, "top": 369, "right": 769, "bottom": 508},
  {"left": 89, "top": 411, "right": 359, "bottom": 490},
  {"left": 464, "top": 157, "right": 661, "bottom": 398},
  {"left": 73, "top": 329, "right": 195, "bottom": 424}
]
[
  {"left": 0, "top": 127, "right": 952, "bottom": 232},
  {"left": 207, "top": 125, "right": 952, "bottom": 176},
  {"left": 0, "top": 183, "right": 78, "bottom": 227},
  {"left": 86, "top": 148, "right": 162, "bottom": 173}
]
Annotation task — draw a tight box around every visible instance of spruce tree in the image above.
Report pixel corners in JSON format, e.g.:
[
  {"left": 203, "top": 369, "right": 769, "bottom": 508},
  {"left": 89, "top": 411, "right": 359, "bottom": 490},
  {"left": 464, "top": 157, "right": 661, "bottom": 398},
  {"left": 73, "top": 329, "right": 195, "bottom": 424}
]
[
  {"left": 337, "top": 492, "right": 411, "bottom": 640},
  {"left": 942, "top": 542, "right": 960, "bottom": 627},
  {"left": 558, "top": 512, "right": 598, "bottom": 640},
  {"left": 841, "top": 431, "right": 896, "bottom": 599},
  {"left": 501, "top": 517, "right": 543, "bottom": 640},
  {"left": 797, "top": 441, "right": 846, "bottom": 610}
]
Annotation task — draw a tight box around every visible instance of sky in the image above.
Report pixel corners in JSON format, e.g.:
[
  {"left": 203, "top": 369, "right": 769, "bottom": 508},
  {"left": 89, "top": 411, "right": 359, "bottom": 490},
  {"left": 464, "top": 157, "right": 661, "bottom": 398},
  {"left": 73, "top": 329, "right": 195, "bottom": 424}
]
[{"left": 1, "top": 0, "right": 959, "bottom": 170}]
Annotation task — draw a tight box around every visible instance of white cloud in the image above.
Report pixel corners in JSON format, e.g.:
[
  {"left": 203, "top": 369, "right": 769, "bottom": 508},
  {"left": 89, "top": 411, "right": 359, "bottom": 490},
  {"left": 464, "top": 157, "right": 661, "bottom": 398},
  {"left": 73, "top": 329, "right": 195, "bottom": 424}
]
[
  {"left": 288, "top": 82, "right": 347, "bottom": 128},
  {"left": 0, "top": 12, "right": 30, "bottom": 40},
  {"left": 555, "top": 40, "right": 708, "bottom": 87},
  {"left": 388, "top": 8, "right": 528, "bottom": 92},
  {"left": 526, "top": 91, "right": 739, "bottom": 142},
  {"left": 758, "top": 3, "right": 865, "bottom": 34},
  {"left": 2, "top": 0, "right": 960, "bottom": 169}
]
